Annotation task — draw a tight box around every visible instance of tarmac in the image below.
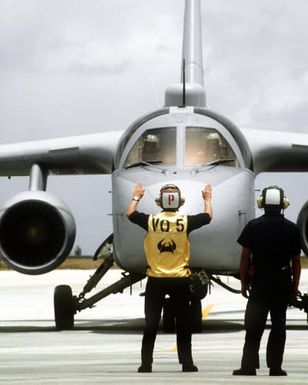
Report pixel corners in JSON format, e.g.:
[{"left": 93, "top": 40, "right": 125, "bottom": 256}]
[{"left": 0, "top": 268, "right": 307, "bottom": 384}]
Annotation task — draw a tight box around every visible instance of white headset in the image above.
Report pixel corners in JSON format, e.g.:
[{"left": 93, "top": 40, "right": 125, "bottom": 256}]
[
  {"left": 155, "top": 184, "right": 185, "bottom": 211},
  {"left": 256, "top": 186, "right": 289, "bottom": 210}
]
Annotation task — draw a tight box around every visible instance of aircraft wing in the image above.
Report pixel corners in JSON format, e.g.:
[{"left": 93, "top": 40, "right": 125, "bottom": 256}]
[
  {"left": 242, "top": 128, "right": 308, "bottom": 174},
  {"left": 0, "top": 131, "right": 124, "bottom": 176}
]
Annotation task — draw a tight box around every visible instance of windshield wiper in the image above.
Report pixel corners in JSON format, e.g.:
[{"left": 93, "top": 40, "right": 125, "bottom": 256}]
[
  {"left": 194, "top": 158, "right": 234, "bottom": 173},
  {"left": 205, "top": 158, "right": 234, "bottom": 167},
  {"left": 125, "top": 160, "right": 165, "bottom": 172}
]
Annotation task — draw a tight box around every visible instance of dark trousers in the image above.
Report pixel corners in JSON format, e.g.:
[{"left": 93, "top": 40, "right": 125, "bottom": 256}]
[
  {"left": 241, "top": 283, "right": 289, "bottom": 370},
  {"left": 141, "top": 276, "right": 193, "bottom": 366}
]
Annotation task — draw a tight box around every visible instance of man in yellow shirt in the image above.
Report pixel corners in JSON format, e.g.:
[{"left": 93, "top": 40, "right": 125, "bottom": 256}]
[{"left": 126, "top": 183, "right": 213, "bottom": 373}]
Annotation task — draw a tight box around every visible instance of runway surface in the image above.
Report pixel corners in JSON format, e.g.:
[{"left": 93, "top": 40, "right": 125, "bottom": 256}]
[{"left": 0, "top": 268, "right": 307, "bottom": 384}]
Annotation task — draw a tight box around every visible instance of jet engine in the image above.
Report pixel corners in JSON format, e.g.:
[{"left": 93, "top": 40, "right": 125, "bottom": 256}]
[
  {"left": 0, "top": 191, "right": 76, "bottom": 275},
  {"left": 297, "top": 201, "right": 308, "bottom": 256}
]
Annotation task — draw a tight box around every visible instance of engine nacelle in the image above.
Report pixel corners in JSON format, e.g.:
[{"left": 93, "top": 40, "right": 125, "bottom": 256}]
[
  {"left": 0, "top": 191, "right": 76, "bottom": 275},
  {"left": 297, "top": 201, "right": 308, "bottom": 256}
]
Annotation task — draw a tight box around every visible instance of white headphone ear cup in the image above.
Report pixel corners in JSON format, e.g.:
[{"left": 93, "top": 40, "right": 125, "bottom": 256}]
[
  {"left": 155, "top": 196, "right": 161, "bottom": 207},
  {"left": 283, "top": 197, "right": 290, "bottom": 209},
  {"left": 256, "top": 196, "right": 263, "bottom": 209}
]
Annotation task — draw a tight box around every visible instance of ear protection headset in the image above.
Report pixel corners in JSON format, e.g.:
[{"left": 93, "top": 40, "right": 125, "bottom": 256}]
[
  {"left": 256, "top": 186, "right": 289, "bottom": 210},
  {"left": 155, "top": 184, "right": 185, "bottom": 211}
]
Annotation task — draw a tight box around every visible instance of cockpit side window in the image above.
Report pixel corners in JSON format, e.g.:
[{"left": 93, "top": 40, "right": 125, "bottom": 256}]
[
  {"left": 185, "top": 127, "right": 239, "bottom": 167},
  {"left": 124, "top": 127, "right": 176, "bottom": 168}
]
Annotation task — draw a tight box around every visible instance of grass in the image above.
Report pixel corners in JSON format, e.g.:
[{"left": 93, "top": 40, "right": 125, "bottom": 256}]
[
  {"left": 301, "top": 257, "right": 308, "bottom": 268},
  {"left": 0, "top": 256, "right": 116, "bottom": 271},
  {"left": 58, "top": 257, "right": 111, "bottom": 270}
]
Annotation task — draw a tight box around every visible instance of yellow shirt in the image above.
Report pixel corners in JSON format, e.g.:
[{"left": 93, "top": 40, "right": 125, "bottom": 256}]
[{"left": 144, "top": 211, "right": 191, "bottom": 278}]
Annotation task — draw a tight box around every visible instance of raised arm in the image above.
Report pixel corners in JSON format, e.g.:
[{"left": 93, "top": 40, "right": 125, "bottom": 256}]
[
  {"left": 126, "top": 183, "right": 145, "bottom": 217},
  {"left": 201, "top": 184, "right": 213, "bottom": 219}
]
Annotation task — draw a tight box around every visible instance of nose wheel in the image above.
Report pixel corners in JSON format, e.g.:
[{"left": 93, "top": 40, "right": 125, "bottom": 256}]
[{"left": 54, "top": 285, "right": 75, "bottom": 330}]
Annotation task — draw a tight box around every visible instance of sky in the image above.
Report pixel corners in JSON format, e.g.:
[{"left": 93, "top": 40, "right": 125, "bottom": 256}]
[{"left": 0, "top": 0, "right": 308, "bottom": 255}]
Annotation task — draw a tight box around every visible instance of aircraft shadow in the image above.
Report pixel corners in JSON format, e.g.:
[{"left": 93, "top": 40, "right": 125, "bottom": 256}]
[{"left": 0, "top": 318, "right": 305, "bottom": 334}]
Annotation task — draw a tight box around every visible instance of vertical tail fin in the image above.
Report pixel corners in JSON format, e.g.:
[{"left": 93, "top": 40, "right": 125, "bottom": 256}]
[
  {"left": 181, "top": 0, "right": 204, "bottom": 86},
  {"left": 165, "top": 0, "right": 206, "bottom": 107}
]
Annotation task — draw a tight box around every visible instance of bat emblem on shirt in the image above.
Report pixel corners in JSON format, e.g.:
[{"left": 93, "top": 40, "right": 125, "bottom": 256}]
[{"left": 157, "top": 238, "right": 177, "bottom": 253}]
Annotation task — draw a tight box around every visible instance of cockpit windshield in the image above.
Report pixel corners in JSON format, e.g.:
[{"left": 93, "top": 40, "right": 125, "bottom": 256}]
[
  {"left": 185, "top": 127, "right": 239, "bottom": 167},
  {"left": 123, "top": 126, "right": 240, "bottom": 169},
  {"left": 124, "top": 127, "right": 176, "bottom": 168}
]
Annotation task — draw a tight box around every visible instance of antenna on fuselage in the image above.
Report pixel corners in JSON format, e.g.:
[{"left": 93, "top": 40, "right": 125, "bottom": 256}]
[
  {"left": 181, "top": 58, "right": 186, "bottom": 107},
  {"left": 165, "top": 0, "right": 206, "bottom": 107}
]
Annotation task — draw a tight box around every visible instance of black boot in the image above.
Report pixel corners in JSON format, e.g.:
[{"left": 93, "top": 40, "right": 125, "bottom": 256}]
[
  {"left": 233, "top": 367, "right": 256, "bottom": 376},
  {"left": 182, "top": 364, "right": 198, "bottom": 372},
  {"left": 269, "top": 367, "right": 287, "bottom": 376},
  {"left": 138, "top": 364, "right": 152, "bottom": 373}
]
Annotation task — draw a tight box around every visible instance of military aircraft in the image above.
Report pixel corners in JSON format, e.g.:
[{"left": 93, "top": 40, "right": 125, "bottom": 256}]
[{"left": 0, "top": 0, "right": 307, "bottom": 330}]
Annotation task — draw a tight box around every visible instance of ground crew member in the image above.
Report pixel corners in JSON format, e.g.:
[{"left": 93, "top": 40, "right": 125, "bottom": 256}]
[
  {"left": 126, "top": 182, "right": 213, "bottom": 373},
  {"left": 233, "top": 186, "right": 301, "bottom": 377}
]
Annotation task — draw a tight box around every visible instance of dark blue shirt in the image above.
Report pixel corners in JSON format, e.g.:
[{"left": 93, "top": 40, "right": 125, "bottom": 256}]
[{"left": 238, "top": 213, "right": 301, "bottom": 274}]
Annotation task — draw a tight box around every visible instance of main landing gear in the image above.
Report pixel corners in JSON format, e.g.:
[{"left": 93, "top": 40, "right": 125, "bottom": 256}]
[
  {"left": 53, "top": 254, "right": 144, "bottom": 330},
  {"left": 289, "top": 292, "right": 308, "bottom": 322},
  {"left": 53, "top": 235, "right": 144, "bottom": 330},
  {"left": 53, "top": 236, "right": 243, "bottom": 331}
]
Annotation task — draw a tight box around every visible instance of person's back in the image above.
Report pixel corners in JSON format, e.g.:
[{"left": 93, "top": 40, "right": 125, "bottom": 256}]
[
  {"left": 144, "top": 211, "right": 190, "bottom": 278},
  {"left": 126, "top": 182, "right": 213, "bottom": 373},
  {"left": 233, "top": 185, "right": 302, "bottom": 377},
  {"left": 246, "top": 213, "right": 300, "bottom": 275}
]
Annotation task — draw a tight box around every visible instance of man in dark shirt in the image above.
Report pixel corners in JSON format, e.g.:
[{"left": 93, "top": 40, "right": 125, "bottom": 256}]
[
  {"left": 126, "top": 182, "right": 212, "bottom": 373},
  {"left": 233, "top": 186, "right": 301, "bottom": 377}
]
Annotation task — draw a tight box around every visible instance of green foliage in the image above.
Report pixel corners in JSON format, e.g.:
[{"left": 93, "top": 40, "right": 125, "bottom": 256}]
[{"left": 73, "top": 245, "right": 82, "bottom": 257}]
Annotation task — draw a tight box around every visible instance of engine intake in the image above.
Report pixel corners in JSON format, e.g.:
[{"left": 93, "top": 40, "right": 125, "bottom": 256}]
[
  {"left": 297, "top": 201, "right": 308, "bottom": 256},
  {"left": 0, "top": 191, "right": 76, "bottom": 275}
]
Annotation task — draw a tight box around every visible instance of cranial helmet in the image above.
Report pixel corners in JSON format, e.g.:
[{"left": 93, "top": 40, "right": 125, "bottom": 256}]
[
  {"left": 256, "top": 186, "right": 289, "bottom": 210},
  {"left": 207, "top": 132, "right": 221, "bottom": 144},
  {"left": 155, "top": 184, "right": 185, "bottom": 211},
  {"left": 144, "top": 134, "right": 159, "bottom": 144}
]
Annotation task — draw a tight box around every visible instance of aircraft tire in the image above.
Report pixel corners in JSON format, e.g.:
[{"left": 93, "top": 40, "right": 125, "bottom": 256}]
[{"left": 54, "top": 285, "right": 75, "bottom": 330}]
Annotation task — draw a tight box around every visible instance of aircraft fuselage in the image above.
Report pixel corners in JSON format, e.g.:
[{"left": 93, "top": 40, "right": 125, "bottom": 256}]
[{"left": 112, "top": 106, "right": 255, "bottom": 275}]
